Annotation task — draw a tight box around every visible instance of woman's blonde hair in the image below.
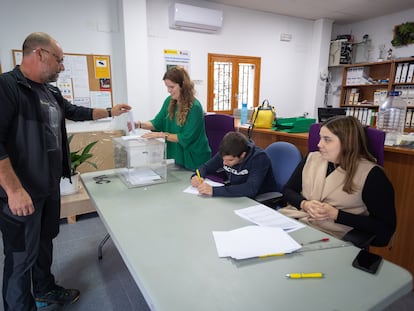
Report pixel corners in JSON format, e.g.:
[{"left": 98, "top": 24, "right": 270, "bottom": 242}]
[
  {"left": 163, "top": 67, "right": 195, "bottom": 126},
  {"left": 322, "top": 116, "right": 376, "bottom": 193}
]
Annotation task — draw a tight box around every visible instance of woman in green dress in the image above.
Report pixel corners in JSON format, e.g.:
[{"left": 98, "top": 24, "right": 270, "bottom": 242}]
[{"left": 131, "top": 67, "right": 211, "bottom": 170}]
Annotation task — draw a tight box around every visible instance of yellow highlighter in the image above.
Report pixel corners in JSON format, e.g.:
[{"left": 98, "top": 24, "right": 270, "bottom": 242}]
[
  {"left": 286, "top": 272, "right": 324, "bottom": 279},
  {"left": 196, "top": 169, "right": 203, "bottom": 182},
  {"left": 259, "top": 253, "right": 285, "bottom": 259}
]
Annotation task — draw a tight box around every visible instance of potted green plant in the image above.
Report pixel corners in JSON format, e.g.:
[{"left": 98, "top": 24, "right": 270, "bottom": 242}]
[
  {"left": 60, "top": 134, "right": 98, "bottom": 195},
  {"left": 68, "top": 134, "right": 98, "bottom": 176}
]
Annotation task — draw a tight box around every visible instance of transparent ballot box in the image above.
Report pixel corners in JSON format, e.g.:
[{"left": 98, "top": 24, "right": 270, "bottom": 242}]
[{"left": 112, "top": 136, "right": 167, "bottom": 188}]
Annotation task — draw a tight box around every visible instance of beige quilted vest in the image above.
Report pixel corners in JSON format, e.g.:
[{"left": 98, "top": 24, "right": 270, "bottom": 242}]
[{"left": 279, "top": 152, "right": 376, "bottom": 239}]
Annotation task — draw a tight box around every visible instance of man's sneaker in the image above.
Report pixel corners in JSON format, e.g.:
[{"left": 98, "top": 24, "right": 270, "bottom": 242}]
[{"left": 35, "top": 285, "right": 80, "bottom": 305}]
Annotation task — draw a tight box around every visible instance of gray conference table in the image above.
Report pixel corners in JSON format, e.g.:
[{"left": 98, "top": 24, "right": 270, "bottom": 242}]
[{"left": 81, "top": 166, "right": 412, "bottom": 311}]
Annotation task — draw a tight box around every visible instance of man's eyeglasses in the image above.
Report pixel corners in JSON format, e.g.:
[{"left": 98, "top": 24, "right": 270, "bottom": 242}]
[{"left": 34, "top": 48, "right": 64, "bottom": 65}]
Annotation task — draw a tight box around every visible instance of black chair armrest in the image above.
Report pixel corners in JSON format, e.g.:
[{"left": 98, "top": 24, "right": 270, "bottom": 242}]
[
  {"left": 255, "top": 192, "right": 282, "bottom": 202},
  {"left": 254, "top": 192, "right": 285, "bottom": 209},
  {"left": 343, "top": 228, "right": 376, "bottom": 250}
]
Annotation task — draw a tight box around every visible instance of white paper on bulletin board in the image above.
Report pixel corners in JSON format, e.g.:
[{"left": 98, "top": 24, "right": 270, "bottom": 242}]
[
  {"left": 62, "top": 55, "right": 90, "bottom": 98},
  {"left": 90, "top": 91, "right": 112, "bottom": 109},
  {"left": 57, "top": 78, "right": 74, "bottom": 104},
  {"left": 164, "top": 49, "right": 190, "bottom": 72},
  {"left": 74, "top": 97, "right": 91, "bottom": 108}
]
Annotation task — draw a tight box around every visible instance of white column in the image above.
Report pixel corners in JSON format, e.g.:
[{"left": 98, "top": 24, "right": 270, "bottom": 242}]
[
  {"left": 119, "top": 0, "right": 151, "bottom": 121},
  {"left": 303, "top": 18, "right": 333, "bottom": 118}
]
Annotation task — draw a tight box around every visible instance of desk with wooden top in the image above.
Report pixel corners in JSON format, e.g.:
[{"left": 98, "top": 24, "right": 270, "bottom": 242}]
[
  {"left": 240, "top": 125, "right": 309, "bottom": 155},
  {"left": 239, "top": 125, "right": 414, "bottom": 289}
]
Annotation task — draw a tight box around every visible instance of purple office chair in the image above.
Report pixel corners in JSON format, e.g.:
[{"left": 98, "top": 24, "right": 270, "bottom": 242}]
[
  {"left": 204, "top": 113, "right": 235, "bottom": 156},
  {"left": 307, "top": 122, "right": 386, "bottom": 249},
  {"left": 308, "top": 123, "right": 321, "bottom": 153},
  {"left": 365, "top": 126, "right": 386, "bottom": 167},
  {"left": 204, "top": 113, "right": 235, "bottom": 182}
]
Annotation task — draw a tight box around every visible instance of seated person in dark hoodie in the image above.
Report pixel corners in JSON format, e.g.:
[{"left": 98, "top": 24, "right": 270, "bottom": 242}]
[{"left": 191, "top": 131, "right": 277, "bottom": 198}]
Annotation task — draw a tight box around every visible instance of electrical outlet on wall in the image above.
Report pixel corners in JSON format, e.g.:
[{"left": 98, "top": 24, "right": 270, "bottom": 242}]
[{"left": 320, "top": 68, "right": 329, "bottom": 81}]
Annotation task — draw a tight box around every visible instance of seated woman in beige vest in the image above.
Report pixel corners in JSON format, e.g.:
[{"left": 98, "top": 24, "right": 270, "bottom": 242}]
[{"left": 280, "top": 116, "right": 396, "bottom": 247}]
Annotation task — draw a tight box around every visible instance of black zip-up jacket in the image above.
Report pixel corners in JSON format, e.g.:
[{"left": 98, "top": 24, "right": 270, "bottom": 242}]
[{"left": 0, "top": 66, "right": 93, "bottom": 199}]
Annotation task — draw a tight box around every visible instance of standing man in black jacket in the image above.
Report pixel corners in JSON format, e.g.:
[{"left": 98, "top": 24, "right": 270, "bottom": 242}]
[{"left": 0, "top": 32, "right": 130, "bottom": 310}]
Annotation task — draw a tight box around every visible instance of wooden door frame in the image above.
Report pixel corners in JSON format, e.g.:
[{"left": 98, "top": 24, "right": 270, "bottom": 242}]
[{"left": 207, "top": 53, "right": 261, "bottom": 113}]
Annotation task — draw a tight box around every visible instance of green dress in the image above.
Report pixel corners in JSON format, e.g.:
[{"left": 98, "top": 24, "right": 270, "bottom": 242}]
[{"left": 151, "top": 96, "right": 211, "bottom": 170}]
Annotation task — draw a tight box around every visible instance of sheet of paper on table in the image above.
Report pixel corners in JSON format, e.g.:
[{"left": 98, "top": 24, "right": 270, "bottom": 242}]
[
  {"left": 183, "top": 179, "right": 224, "bottom": 195},
  {"left": 212, "top": 225, "right": 302, "bottom": 260},
  {"left": 234, "top": 204, "right": 305, "bottom": 232}
]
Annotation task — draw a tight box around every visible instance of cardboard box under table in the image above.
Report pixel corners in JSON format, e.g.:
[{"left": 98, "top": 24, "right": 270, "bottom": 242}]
[
  {"left": 60, "top": 130, "right": 124, "bottom": 223},
  {"left": 113, "top": 137, "right": 167, "bottom": 188}
]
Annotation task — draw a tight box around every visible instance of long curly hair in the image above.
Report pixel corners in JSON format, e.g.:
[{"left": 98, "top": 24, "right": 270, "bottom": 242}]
[
  {"left": 322, "top": 116, "right": 376, "bottom": 193},
  {"left": 163, "top": 67, "right": 195, "bottom": 126}
]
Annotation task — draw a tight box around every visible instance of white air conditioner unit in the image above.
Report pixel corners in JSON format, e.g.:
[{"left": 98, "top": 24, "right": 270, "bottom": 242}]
[{"left": 169, "top": 3, "right": 223, "bottom": 34}]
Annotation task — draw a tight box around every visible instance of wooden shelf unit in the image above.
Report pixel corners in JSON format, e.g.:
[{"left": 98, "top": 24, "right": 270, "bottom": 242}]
[{"left": 339, "top": 58, "right": 414, "bottom": 132}]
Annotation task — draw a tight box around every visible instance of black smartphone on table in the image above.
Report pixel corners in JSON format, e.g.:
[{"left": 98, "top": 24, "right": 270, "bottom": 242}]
[{"left": 352, "top": 249, "right": 383, "bottom": 274}]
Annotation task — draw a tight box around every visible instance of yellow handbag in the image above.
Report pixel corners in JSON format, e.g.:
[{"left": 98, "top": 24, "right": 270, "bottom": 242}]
[{"left": 250, "top": 100, "right": 276, "bottom": 129}]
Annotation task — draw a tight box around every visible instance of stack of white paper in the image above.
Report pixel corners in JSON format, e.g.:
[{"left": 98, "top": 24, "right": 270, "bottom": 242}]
[
  {"left": 234, "top": 205, "right": 305, "bottom": 232},
  {"left": 212, "top": 225, "right": 302, "bottom": 260},
  {"left": 121, "top": 167, "right": 161, "bottom": 185},
  {"left": 121, "top": 135, "right": 145, "bottom": 141}
]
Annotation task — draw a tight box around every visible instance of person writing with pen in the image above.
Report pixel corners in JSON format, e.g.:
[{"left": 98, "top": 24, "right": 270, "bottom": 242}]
[
  {"left": 279, "top": 116, "right": 396, "bottom": 247},
  {"left": 191, "top": 131, "right": 277, "bottom": 198}
]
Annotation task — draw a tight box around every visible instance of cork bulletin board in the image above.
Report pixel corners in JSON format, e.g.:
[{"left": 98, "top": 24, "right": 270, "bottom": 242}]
[{"left": 12, "top": 49, "right": 113, "bottom": 108}]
